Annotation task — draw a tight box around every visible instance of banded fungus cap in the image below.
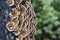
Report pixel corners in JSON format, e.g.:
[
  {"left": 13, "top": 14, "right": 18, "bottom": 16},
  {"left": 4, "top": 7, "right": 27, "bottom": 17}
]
[
  {"left": 22, "top": 28, "right": 30, "bottom": 38},
  {"left": 7, "top": 0, "right": 15, "bottom": 6},
  {"left": 18, "top": 14, "right": 24, "bottom": 21},
  {"left": 9, "top": 8, "right": 20, "bottom": 19},
  {"left": 13, "top": 29, "right": 21, "bottom": 36},
  {"left": 22, "top": 28, "right": 27, "bottom": 36},
  {"left": 14, "top": 0, "right": 23, "bottom": 4},
  {"left": 24, "top": 1, "right": 30, "bottom": 10},
  {"left": 26, "top": 0, "right": 30, "bottom": 2},
  {"left": 20, "top": 4, "right": 27, "bottom": 14},
  {"left": 6, "top": 21, "right": 15, "bottom": 31},
  {"left": 12, "top": 18, "right": 19, "bottom": 26},
  {"left": 18, "top": 34, "right": 23, "bottom": 40}
]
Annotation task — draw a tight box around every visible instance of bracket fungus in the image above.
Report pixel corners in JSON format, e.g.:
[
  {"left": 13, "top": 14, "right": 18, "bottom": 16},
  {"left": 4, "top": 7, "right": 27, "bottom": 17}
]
[
  {"left": 7, "top": 0, "right": 15, "bottom": 6},
  {"left": 9, "top": 8, "right": 20, "bottom": 20},
  {"left": 6, "top": 21, "right": 15, "bottom": 31},
  {"left": 6, "top": 0, "right": 36, "bottom": 40},
  {"left": 14, "top": 0, "right": 23, "bottom": 4}
]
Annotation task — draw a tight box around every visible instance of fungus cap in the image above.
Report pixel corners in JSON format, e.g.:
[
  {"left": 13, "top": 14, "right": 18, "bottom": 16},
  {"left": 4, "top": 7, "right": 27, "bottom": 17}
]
[
  {"left": 7, "top": 0, "right": 15, "bottom": 6},
  {"left": 9, "top": 8, "right": 20, "bottom": 19},
  {"left": 6, "top": 21, "right": 15, "bottom": 31}
]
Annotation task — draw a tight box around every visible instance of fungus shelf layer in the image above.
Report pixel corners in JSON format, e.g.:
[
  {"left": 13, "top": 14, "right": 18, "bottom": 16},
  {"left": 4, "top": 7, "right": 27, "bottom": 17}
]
[{"left": 0, "top": 0, "right": 36, "bottom": 40}]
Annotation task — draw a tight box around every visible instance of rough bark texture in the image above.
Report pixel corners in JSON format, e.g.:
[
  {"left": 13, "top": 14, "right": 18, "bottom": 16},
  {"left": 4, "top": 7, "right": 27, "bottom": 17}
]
[{"left": 0, "top": 0, "right": 36, "bottom": 40}]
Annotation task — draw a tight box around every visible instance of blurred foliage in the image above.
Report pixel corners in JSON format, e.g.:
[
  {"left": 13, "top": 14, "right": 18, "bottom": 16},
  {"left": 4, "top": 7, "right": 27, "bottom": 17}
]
[{"left": 31, "top": 0, "right": 60, "bottom": 40}]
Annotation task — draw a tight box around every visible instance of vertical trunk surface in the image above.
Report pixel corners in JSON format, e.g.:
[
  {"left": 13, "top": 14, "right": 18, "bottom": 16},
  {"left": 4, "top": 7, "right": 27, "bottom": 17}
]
[{"left": 0, "top": 0, "right": 36, "bottom": 40}]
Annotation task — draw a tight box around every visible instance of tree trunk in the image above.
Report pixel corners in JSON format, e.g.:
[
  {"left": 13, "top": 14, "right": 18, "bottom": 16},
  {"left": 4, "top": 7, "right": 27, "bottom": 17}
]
[{"left": 0, "top": 0, "right": 36, "bottom": 40}]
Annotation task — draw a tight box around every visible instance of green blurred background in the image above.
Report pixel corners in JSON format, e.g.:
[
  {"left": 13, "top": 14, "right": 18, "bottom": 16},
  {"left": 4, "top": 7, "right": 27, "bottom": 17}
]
[{"left": 31, "top": 0, "right": 60, "bottom": 40}]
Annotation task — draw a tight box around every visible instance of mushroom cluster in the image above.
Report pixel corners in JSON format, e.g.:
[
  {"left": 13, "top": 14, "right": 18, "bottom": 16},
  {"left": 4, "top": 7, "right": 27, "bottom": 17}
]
[{"left": 6, "top": 0, "right": 36, "bottom": 40}]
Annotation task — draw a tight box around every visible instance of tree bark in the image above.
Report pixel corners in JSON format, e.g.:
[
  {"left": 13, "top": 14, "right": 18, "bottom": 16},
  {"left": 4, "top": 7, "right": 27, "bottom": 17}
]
[{"left": 0, "top": 0, "right": 36, "bottom": 40}]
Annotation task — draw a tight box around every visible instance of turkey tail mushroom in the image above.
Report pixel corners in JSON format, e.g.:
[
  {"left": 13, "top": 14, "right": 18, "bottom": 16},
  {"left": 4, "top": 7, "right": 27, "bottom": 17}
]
[
  {"left": 14, "top": 0, "right": 23, "bottom": 4},
  {"left": 6, "top": 21, "right": 15, "bottom": 32},
  {"left": 12, "top": 29, "right": 21, "bottom": 36},
  {"left": 9, "top": 8, "right": 20, "bottom": 20},
  {"left": 7, "top": 0, "right": 15, "bottom": 6},
  {"left": 6, "top": 0, "right": 36, "bottom": 40}
]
